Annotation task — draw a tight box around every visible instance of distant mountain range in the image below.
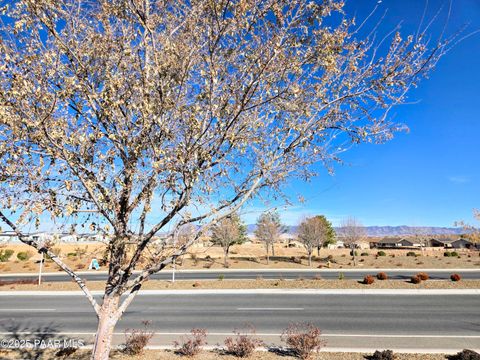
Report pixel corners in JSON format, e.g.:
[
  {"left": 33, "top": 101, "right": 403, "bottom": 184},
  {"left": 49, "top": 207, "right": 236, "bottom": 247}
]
[{"left": 246, "top": 225, "right": 467, "bottom": 237}]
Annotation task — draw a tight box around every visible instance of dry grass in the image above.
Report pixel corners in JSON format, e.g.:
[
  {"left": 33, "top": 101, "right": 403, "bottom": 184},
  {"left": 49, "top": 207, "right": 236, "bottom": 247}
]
[
  {"left": 1, "top": 278, "right": 480, "bottom": 292},
  {"left": 0, "top": 243, "right": 479, "bottom": 274},
  {"left": 0, "top": 348, "right": 451, "bottom": 360}
]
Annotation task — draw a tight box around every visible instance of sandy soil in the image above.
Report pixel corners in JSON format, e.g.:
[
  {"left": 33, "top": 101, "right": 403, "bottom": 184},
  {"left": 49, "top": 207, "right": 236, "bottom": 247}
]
[
  {"left": 0, "top": 348, "right": 454, "bottom": 360},
  {"left": 0, "top": 243, "right": 479, "bottom": 274},
  {"left": 1, "top": 278, "right": 479, "bottom": 292}
]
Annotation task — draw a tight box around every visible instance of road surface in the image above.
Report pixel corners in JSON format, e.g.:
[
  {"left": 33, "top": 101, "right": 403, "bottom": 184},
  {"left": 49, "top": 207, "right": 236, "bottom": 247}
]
[
  {"left": 0, "top": 292, "right": 479, "bottom": 351},
  {"left": 2, "top": 269, "right": 480, "bottom": 282}
]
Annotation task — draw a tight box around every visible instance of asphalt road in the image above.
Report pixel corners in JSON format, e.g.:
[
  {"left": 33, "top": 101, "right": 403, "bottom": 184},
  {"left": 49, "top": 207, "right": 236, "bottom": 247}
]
[
  {"left": 2, "top": 269, "right": 480, "bottom": 282},
  {"left": 0, "top": 292, "right": 479, "bottom": 350}
]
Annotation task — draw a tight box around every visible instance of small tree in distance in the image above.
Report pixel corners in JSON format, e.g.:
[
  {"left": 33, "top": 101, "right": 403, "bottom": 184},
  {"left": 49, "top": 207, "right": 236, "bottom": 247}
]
[
  {"left": 314, "top": 215, "right": 336, "bottom": 256},
  {"left": 339, "top": 217, "right": 367, "bottom": 266},
  {"left": 254, "top": 211, "right": 285, "bottom": 264},
  {"left": 210, "top": 213, "right": 247, "bottom": 268},
  {"left": 297, "top": 216, "right": 332, "bottom": 266}
]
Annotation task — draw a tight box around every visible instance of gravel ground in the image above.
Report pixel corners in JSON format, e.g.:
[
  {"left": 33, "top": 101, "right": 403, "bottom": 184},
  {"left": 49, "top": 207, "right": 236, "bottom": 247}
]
[
  {"left": 0, "top": 348, "right": 454, "bottom": 360},
  {"left": 1, "top": 278, "right": 479, "bottom": 291}
]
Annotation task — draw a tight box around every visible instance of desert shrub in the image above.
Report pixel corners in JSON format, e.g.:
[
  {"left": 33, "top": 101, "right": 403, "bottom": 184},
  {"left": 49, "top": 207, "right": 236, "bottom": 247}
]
[
  {"left": 377, "top": 251, "right": 386, "bottom": 257},
  {"left": 0, "top": 249, "right": 14, "bottom": 262},
  {"left": 416, "top": 272, "right": 429, "bottom": 281},
  {"left": 281, "top": 323, "right": 324, "bottom": 360},
  {"left": 451, "top": 251, "right": 459, "bottom": 257},
  {"left": 124, "top": 321, "right": 154, "bottom": 355},
  {"left": 338, "top": 272, "right": 345, "bottom": 280},
  {"left": 290, "top": 256, "right": 302, "bottom": 264},
  {"left": 361, "top": 252, "right": 369, "bottom": 256},
  {"left": 363, "top": 275, "right": 375, "bottom": 285},
  {"left": 450, "top": 273, "right": 462, "bottom": 282},
  {"left": 444, "top": 251, "right": 452, "bottom": 257},
  {"left": 406, "top": 251, "right": 416, "bottom": 257},
  {"left": 224, "top": 325, "right": 264, "bottom": 357},
  {"left": 190, "top": 253, "right": 199, "bottom": 265},
  {"left": 326, "top": 255, "right": 334, "bottom": 261},
  {"left": 174, "top": 328, "right": 207, "bottom": 357},
  {"left": 218, "top": 274, "right": 224, "bottom": 281},
  {"left": 16, "top": 251, "right": 33, "bottom": 261},
  {"left": 410, "top": 275, "right": 421, "bottom": 284},
  {"left": 368, "top": 349, "right": 395, "bottom": 360},
  {"left": 447, "top": 349, "right": 480, "bottom": 360},
  {"left": 376, "top": 272, "right": 388, "bottom": 280},
  {"left": 56, "top": 346, "right": 78, "bottom": 359},
  {"left": 67, "top": 252, "right": 77, "bottom": 258}
]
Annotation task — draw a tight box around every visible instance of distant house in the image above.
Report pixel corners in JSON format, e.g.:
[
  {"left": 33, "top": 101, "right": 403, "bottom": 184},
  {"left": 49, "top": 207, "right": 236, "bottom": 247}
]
[
  {"left": 428, "top": 237, "right": 473, "bottom": 249},
  {"left": 376, "top": 237, "right": 420, "bottom": 249}
]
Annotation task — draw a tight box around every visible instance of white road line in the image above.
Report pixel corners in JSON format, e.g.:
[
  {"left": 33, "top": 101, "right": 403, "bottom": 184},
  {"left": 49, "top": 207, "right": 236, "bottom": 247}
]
[
  {"left": 0, "top": 309, "right": 56, "bottom": 312},
  {"left": 236, "top": 307, "right": 304, "bottom": 311}
]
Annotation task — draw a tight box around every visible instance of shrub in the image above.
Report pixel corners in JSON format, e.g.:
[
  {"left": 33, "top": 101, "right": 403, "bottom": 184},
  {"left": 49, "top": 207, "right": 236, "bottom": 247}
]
[
  {"left": 218, "top": 274, "right": 224, "bottom": 281},
  {"left": 67, "top": 252, "right": 77, "bottom": 258},
  {"left": 16, "top": 251, "right": 33, "bottom": 261},
  {"left": 190, "top": 253, "right": 199, "bottom": 265},
  {"left": 377, "top": 272, "right": 388, "bottom": 280},
  {"left": 174, "top": 328, "right": 207, "bottom": 357},
  {"left": 281, "top": 323, "right": 324, "bottom": 360},
  {"left": 410, "top": 275, "right": 421, "bottom": 284},
  {"left": 416, "top": 272, "right": 429, "bottom": 281},
  {"left": 0, "top": 249, "right": 14, "bottom": 262},
  {"left": 444, "top": 251, "right": 452, "bottom": 257},
  {"left": 363, "top": 275, "right": 375, "bottom": 285},
  {"left": 338, "top": 272, "right": 345, "bottom": 280},
  {"left": 124, "top": 321, "right": 154, "bottom": 355},
  {"left": 368, "top": 349, "right": 395, "bottom": 360},
  {"left": 406, "top": 251, "right": 416, "bottom": 257},
  {"left": 56, "top": 346, "right": 78, "bottom": 359},
  {"left": 450, "top": 273, "right": 462, "bottom": 282},
  {"left": 447, "top": 349, "right": 480, "bottom": 360},
  {"left": 361, "top": 252, "right": 369, "bottom": 256},
  {"left": 451, "top": 251, "right": 459, "bottom": 257},
  {"left": 377, "top": 251, "right": 386, "bottom": 257},
  {"left": 224, "top": 325, "right": 264, "bottom": 357}
]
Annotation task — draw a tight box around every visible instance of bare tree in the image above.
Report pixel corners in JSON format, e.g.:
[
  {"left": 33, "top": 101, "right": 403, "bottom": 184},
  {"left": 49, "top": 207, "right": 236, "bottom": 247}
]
[
  {"left": 210, "top": 213, "right": 246, "bottom": 267},
  {"left": 0, "top": 1, "right": 450, "bottom": 358},
  {"left": 339, "top": 217, "right": 367, "bottom": 266},
  {"left": 455, "top": 209, "right": 480, "bottom": 246},
  {"left": 254, "top": 211, "right": 284, "bottom": 264},
  {"left": 297, "top": 216, "right": 327, "bottom": 266}
]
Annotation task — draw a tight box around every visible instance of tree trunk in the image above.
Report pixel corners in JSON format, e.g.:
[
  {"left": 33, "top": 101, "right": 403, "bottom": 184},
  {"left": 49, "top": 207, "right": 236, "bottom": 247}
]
[
  {"left": 266, "top": 243, "right": 270, "bottom": 265},
  {"left": 351, "top": 245, "right": 357, "bottom": 266},
  {"left": 308, "top": 252, "right": 312, "bottom": 267},
  {"left": 91, "top": 295, "right": 121, "bottom": 360},
  {"left": 272, "top": 243, "right": 275, "bottom": 257},
  {"left": 317, "top": 245, "right": 320, "bottom": 257},
  {"left": 224, "top": 247, "right": 229, "bottom": 268}
]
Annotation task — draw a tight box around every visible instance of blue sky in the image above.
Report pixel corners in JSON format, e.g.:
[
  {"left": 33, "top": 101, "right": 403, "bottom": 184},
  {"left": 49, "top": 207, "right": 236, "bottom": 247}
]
[{"left": 242, "top": 0, "right": 480, "bottom": 227}]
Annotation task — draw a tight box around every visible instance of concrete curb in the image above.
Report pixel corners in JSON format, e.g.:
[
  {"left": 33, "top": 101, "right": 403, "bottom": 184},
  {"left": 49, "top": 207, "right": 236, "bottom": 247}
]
[{"left": 1, "top": 288, "right": 479, "bottom": 296}]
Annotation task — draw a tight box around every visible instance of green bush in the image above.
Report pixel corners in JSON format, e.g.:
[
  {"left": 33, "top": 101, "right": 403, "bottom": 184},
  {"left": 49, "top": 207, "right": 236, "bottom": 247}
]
[
  {"left": 16, "top": 251, "right": 33, "bottom": 261},
  {"left": 377, "top": 251, "right": 386, "bottom": 257},
  {"left": 444, "top": 251, "right": 452, "bottom": 257},
  {"left": 406, "top": 251, "right": 416, "bottom": 257},
  {"left": 451, "top": 251, "right": 459, "bottom": 257},
  {"left": 0, "top": 249, "right": 14, "bottom": 262},
  {"left": 360, "top": 252, "right": 369, "bottom": 256}
]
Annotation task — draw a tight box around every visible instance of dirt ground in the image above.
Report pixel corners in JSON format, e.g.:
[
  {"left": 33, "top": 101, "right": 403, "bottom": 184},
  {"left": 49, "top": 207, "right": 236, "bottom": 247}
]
[
  {"left": 1, "top": 277, "right": 479, "bottom": 292},
  {"left": 0, "top": 243, "right": 479, "bottom": 274},
  {"left": 0, "top": 348, "right": 455, "bottom": 360}
]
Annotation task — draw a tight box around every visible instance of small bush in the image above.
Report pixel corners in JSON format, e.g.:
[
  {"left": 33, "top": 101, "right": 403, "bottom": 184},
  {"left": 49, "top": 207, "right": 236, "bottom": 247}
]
[
  {"left": 56, "top": 347, "right": 78, "bottom": 359},
  {"left": 190, "top": 253, "right": 199, "bottom": 265},
  {"left": 281, "top": 323, "right": 324, "bottom": 360},
  {"left": 410, "top": 275, "right": 421, "bottom": 284},
  {"left": 451, "top": 251, "right": 459, "bottom": 257},
  {"left": 450, "top": 273, "right": 462, "bottom": 282},
  {"left": 174, "top": 328, "right": 207, "bottom": 357},
  {"left": 124, "top": 321, "right": 154, "bottom": 355},
  {"left": 0, "top": 249, "right": 14, "bottom": 262},
  {"left": 361, "top": 252, "right": 369, "bottom": 256},
  {"left": 338, "top": 272, "right": 345, "bottom": 280},
  {"left": 377, "top": 251, "right": 386, "bottom": 257},
  {"left": 377, "top": 272, "right": 388, "bottom": 280},
  {"left": 416, "top": 272, "right": 429, "bottom": 281},
  {"left": 218, "top": 274, "right": 224, "bottom": 281},
  {"left": 368, "top": 349, "right": 395, "bottom": 360},
  {"left": 406, "top": 251, "right": 416, "bottom": 257},
  {"left": 363, "top": 275, "right": 375, "bottom": 285},
  {"left": 290, "top": 256, "right": 302, "bottom": 264},
  {"left": 447, "top": 349, "right": 480, "bottom": 360},
  {"left": 224, "top": 325, "right": 264, "bottom": 358},
  {"left": 444, "top": 251, "right": 452, "bottom": 257},
  {"left": 16, "top": 251, "right": 33, "bottom": 261},
  {"left": 67, "top": 252, "right": 77, "bottom": 258}
]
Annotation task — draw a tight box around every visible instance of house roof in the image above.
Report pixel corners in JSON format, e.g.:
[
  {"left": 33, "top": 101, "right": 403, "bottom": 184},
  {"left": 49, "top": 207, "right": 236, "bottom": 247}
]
[{"left": 378, "top": 237, "right": 409, "bottom": 244}]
